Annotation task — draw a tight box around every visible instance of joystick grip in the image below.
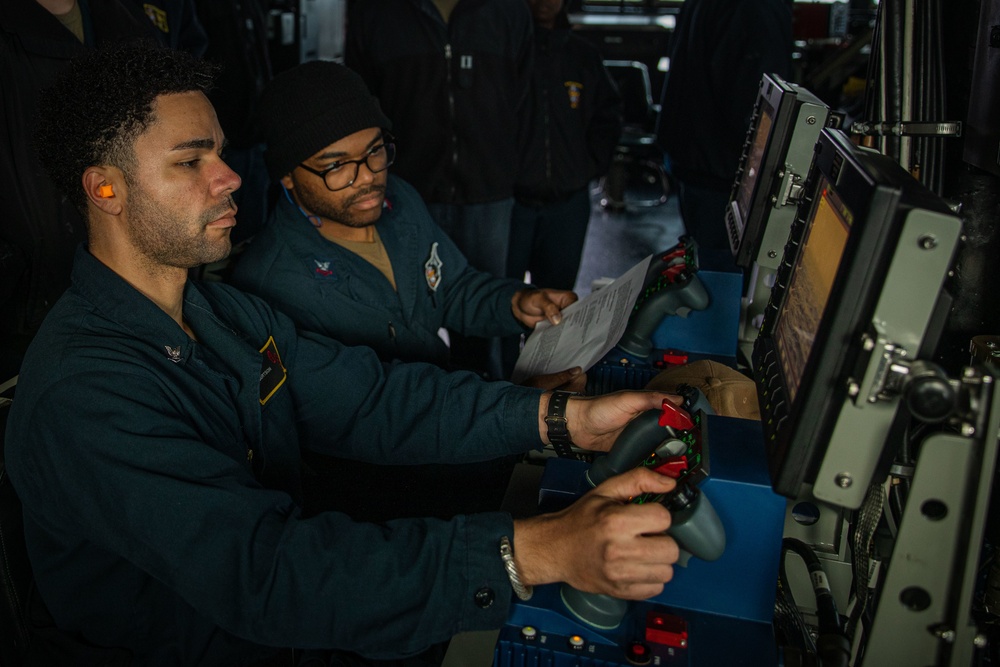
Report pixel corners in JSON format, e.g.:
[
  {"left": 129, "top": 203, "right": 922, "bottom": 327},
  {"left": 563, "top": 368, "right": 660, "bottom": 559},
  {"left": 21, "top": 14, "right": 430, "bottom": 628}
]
[
  {"left": 657, "top": 485, "right": 726, "bottom": 565},
  {"left": 586, "top": 397, "right": 704, "bottom": 488},
  {"left": 616, "top": 274, "right": 711, "bottom": 360},
  {"left": 560, "top": 485, "right": 726, "bottom": 630},
  {"left": 586, "top": 409, "right": 669, "bottom": 487}
]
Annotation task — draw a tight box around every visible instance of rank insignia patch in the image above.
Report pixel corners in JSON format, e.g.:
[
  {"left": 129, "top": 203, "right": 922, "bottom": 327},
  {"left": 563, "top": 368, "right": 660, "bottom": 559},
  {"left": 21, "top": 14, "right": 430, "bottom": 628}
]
[
  {"left": 312, "top": 258, "right": 336, "bottom": 280},
  {"left": 424, "top": 242, "right": 443, "bottom": 292},
  {"left": 164, "top": 345, "right": 182, "bottom": 363},
  {"left": 565, "top": 80, "right": 583, "bottom": 109},
  {"left": 259, "top": 336, "right": 287, "bottom": 405}
]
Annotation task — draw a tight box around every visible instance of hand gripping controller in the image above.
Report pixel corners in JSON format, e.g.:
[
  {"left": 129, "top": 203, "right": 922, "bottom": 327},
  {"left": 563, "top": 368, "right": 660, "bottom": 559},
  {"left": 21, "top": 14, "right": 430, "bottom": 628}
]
[
  {"left": 586, "top": 397, "right": 697, "bottom": 488},
  {"left": 562, "top": 397, "right": 726, "bottom": 629}
]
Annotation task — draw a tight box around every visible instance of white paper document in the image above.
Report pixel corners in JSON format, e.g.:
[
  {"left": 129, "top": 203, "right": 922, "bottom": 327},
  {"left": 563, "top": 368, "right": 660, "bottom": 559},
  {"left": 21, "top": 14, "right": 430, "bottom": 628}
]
[{"left": 511, "top": 254, "right": 653, "bottom": 383}]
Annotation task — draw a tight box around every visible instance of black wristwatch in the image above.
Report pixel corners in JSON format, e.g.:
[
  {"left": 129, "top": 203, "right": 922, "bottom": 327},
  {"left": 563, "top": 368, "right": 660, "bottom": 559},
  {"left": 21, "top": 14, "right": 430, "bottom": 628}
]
[{"left": 545, "top": 390, "right": 580, "bottom": 459}]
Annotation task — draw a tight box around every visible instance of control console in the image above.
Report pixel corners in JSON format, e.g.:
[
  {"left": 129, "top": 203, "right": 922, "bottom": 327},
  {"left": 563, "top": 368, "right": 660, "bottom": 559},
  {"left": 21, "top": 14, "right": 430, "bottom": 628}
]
[{"left": 498, "top": 393, "right": 786, "bottom": 666}]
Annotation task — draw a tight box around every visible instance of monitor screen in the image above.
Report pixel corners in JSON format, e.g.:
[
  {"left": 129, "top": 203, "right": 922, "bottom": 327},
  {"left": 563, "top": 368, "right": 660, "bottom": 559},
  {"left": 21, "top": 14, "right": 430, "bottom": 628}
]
[
  {"left": 732, "top": 96, "right": 776, "bottom": 233},
  {"left": 753, "top": 129, "right": 962, "bottom": 504},
  {"left": 772, "top": 176, "right": 850, "bottom": 404}
]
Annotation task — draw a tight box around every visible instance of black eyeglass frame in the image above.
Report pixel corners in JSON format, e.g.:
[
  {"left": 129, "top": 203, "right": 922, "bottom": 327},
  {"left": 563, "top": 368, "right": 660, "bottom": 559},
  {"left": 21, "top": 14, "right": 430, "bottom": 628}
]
[{"left": 297, "top": 138, "right": 396, "bottom": 192}]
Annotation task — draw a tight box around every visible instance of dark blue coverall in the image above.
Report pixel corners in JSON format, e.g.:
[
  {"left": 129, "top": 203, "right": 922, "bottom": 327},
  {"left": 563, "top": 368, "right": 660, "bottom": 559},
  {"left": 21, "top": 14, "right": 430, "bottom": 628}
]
[
  {"left": 230, "top": 176, "right": 529, "bottom": 368},
  {"left": 5, "top": 247, "right": 543, "bottom": 665}
]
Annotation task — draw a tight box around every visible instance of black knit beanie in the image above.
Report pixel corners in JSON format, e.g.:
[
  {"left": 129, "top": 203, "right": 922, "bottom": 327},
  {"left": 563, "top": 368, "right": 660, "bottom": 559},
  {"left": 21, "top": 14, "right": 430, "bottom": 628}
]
[{"left": 258, "top": 60, "right": 392, "bottom": 181}]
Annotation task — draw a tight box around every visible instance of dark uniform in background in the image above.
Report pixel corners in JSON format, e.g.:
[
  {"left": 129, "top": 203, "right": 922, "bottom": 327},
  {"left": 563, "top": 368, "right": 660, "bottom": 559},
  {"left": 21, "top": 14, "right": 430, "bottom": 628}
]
[
  {"left": 346, "top": 0, "right": 534, "bottom": 379},
  {"left": 656, "top": 0, "right": 793, "bottom": 253},
  {"left": 508, "top": 3, "right": 621, "bottom": 292},
  {"left": 232, "top": 177, "right": 529, "bottom": 370},
  {"left": 126, "top": 0, "right": 208, "bottom": 55},
  {"left": 0, "top": 0, "right": 157, "bottom": 378}
]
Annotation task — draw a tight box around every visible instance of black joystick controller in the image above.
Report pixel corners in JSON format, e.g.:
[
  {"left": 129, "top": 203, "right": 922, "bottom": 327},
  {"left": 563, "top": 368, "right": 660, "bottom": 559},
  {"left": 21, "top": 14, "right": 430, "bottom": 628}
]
[
  {"left": 586, "top": 392, "right": 713, "bottom": 488},
  {"left": 562, "top": 398, "right": 726, "bottom": 629},
  {"left": 616, "top": 238, "right": 711, "bottom": 360},
  {"left": 560, "top": 481, "right": 726, "bottom": 629}
]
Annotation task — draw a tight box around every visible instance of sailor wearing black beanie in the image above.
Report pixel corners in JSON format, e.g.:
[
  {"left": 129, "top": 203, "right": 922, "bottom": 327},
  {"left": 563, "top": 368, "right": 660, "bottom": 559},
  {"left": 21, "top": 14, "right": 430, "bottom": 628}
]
[{"left": 257, "top": 60, "right": 392, "bottom": 182}]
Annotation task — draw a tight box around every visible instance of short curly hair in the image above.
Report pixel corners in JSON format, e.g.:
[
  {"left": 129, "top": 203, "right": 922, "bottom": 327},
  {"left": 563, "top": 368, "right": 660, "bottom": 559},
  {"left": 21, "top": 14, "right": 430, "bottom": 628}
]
[{"left": 35, "top": 41, "right": 219, "bottom": 216}]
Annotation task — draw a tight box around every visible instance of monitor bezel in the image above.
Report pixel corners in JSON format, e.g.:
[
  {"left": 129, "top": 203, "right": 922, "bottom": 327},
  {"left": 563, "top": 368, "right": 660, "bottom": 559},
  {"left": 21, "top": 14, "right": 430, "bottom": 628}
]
[
  {"left": 727, "top": 74, "right": 802, "bottom": 268},
  {"left": 752, "top": 128, "right": 957, "bottom": 498}
]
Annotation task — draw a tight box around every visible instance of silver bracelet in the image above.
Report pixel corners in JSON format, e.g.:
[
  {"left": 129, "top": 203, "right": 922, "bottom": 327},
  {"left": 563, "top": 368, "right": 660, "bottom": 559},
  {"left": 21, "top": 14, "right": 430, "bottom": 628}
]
[{"left": 499, "top": 536, "right": 533, "bottom": 601}]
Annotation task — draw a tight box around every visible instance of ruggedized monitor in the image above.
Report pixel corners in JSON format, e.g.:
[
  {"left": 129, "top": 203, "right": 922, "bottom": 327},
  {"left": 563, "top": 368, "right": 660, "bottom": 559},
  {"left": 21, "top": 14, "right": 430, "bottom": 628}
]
[
  {"left": 752, "top": 128, "right": 962, "bottom": 507},
  {"left": 726, "top": 74, "right": 837, "bottom": 361},
  {"left": 726, "top": 73, "right": 835, "bottom": 271}
]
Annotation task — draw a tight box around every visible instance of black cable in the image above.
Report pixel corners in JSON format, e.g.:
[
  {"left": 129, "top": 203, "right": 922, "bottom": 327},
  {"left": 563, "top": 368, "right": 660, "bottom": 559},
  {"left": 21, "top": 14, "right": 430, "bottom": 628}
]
[
  {"left": 776, "top": 562, "right": 817, "bottom": 655},
  {"left": 888, "top": 481, "right": 907, "bottom": 530},
  {"left": 846, "top": 482, "right": 884, "bottom": 643},
  {"left": 782, "top": 538, "right": 851, "bottom": 667}
]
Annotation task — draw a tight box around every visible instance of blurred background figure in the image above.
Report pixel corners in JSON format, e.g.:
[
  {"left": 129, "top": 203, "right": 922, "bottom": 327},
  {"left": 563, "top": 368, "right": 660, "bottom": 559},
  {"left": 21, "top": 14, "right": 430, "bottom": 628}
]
[
  {"left": 503, "top": 0, "right": 622, "bottom": 376},
  {"left": 0, "top": 0, "right": 157, "bottom": 379},
  {"left": 126, "top": 0, "right": 208, "bottom": 55},
  {"left": 655, "top": 0, "right": 793, "bottom": 254},
  {"left": 346, "top": 0, "right": 534, "bottom": 380}
]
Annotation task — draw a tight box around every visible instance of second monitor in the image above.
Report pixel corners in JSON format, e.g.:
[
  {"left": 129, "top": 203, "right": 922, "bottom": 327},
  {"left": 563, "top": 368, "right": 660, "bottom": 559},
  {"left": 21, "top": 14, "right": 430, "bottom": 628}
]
[{"left": 752, "top": 127, "right": 962, "bottom": 508}]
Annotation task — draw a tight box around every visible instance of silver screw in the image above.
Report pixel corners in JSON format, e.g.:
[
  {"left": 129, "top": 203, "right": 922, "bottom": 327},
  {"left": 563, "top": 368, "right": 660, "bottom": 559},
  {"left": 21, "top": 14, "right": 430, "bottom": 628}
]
[
  {"left": 835, "top": 473, "right": 853, "bottom": 488},
  {"left": 932, "top": 626, "right": 956, "bottom": 643}
]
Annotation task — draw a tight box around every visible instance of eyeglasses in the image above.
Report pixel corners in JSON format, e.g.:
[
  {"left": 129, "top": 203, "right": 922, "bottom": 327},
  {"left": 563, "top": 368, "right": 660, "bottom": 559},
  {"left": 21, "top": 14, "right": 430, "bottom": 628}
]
[{"left": 298, "top": 141, "right": 396, "bottom": 192}]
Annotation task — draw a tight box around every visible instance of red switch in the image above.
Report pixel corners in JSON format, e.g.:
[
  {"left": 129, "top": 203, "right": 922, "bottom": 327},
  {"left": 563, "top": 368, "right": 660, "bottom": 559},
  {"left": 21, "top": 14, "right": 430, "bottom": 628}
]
[
  {"left": 626, "top": 641, "right": 652, "bottom": 665},
  {"left": 663, "top": 263, "right": 687, "bottom": 281},
  {"left": 661, "top": 246, "right": 687, "bottom": 263},
  {"left": 658, "top": 398, "right": 694, "bottom": 430},
  {"left": 660, "top": 351, "right": 689, "bottom": 365},
  {"left": 646, "top": 611, "right": 688, "bottom": 648},
  {"left": 652, "top": 456, "right": 688, "bottom": 478}
]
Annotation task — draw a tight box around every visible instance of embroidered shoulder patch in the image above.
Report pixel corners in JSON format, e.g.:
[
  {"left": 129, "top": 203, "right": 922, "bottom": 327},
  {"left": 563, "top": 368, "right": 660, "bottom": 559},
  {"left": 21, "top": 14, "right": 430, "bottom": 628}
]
[
  {"left": 259, "top": 336, "right": 287, "bottom": 405},
  {"left": 424, "top": 242, "right": 443, "bottom": 292}
]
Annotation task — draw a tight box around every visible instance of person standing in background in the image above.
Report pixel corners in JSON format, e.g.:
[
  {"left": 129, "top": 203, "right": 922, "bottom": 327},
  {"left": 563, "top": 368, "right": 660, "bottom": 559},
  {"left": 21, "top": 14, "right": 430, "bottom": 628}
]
[
  {"left": 346, "top": 0, "right": 534, "bottom": 380},
  {"left": 655, "top": 0, "right": 793, "bottom": 253},
  {"left": 126, "top": 0, "right": 207, "bottom": 55},
  {"left": 504, "top": 0, "right": 622, "bottom": 374}
]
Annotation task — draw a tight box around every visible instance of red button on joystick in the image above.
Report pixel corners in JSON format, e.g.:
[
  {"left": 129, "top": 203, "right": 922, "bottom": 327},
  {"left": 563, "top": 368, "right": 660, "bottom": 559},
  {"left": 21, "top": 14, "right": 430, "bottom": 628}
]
[{"left": 658, "top": 398, "right": 694, "bottom": 431}]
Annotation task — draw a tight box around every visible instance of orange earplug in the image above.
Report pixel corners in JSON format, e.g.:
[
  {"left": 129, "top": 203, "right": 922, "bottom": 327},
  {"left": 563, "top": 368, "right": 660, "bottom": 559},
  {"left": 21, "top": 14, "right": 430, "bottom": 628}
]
[{"left": 98, "top": 184, "right": 114, "bottom": 198}]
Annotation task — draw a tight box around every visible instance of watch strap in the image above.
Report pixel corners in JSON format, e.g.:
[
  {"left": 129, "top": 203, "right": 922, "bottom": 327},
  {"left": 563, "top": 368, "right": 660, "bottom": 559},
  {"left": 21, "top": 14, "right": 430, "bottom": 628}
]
[{"left": 545, "top": 390, "right": 579, "bottom": 459}]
